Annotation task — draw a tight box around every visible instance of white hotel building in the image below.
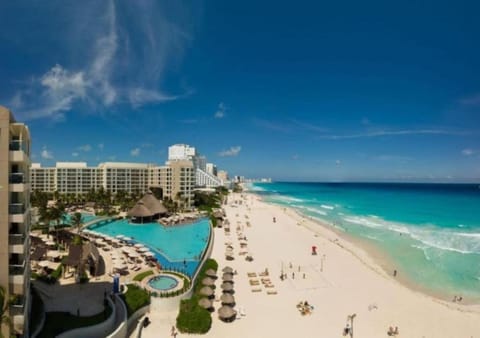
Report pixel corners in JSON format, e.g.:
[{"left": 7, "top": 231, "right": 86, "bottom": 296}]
[{"left": 31, "top": 161, "right": 196, "bottom": 207}]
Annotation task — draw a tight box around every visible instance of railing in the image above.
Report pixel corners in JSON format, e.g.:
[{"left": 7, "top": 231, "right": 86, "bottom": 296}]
[
  {"left": 10, "top": 172, "right": 26, "bottom": 184},
  {"left": 9, "top": 203, "right": 25, "bottom": 214},
  {"left": 10, "top": 304, "right": 25, "bottom": 316},
  {"left": 9, "top": 264, "right": 26, "bottom": 276},
  {"left": 9, "top": 140, "right": 27, "bottom": 152},
  {"left": 9, "top": 234, "right": 26, "bottom": 245}
]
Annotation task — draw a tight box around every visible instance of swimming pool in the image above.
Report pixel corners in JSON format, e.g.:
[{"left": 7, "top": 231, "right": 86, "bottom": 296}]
[
  {"left": 88, "top": 218, "right": 211, "bottom": 276},
  {"left": 148, "top": 275, "right": 179, "bottom": 291},
  {"left": 61, "top": 213, "right": 98, "bottom": 225}
]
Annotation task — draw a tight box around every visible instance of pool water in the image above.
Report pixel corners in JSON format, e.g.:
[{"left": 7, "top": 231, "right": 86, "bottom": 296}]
[
  {"left": 89, "top": 218, "right": 211, "bottom": 276},
  {"left": 148, "top": 275, "right": 179, "bottom": 291},
  {"left": 61, "top": 213, "right": 98, "bottom": 225}
]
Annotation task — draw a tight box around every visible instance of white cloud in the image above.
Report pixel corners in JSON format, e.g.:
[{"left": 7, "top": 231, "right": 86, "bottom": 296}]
[
  {"left": 130, "top": 148, "right": 140, "bottom": 157},
  {"left": 460, "top": 94, "right": 480, "bottom": 106},
  {"left": 320, "top": 129, "right": 467, "bottom": 140},
  {"left": 8, "top": 0, "right": 193, "bottom": 120},
  {"left": 77, "top": 144, "right": 92, "bottom": 152},
  {"left": 41, "top": 146, "right": 53, "bottom": 159},
  {"left": 461, "top": 149, "right": 475, "bottom": 156},
  {"left": 215, "top": 102, "right": 226, "bottom": 119},
  {"left": 219, "top": 146, "right": 241, "bottom": 157},
  {"left": 335, "top": 160, "right": 341, "bottom": 166},
  {"left": 72, "top": 152, "right": 79, "bottom": 157}
]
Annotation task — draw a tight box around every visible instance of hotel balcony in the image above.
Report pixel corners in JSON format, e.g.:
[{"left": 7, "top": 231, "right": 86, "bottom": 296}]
[
  {"left": 9, "top": 262, "right": 26, "bottom": 287},
  {"left": 10, "top": 298, "right": 25, "bottom": 335},
  {"left": 9, "top": 234, "right": 27, "bottom": 254},
  {"left": 9, "top": 172, "right": 29, "bottom": 192},
  {"left": 9, "top": 140, "right": 30, "bottom": 163},
  {"left": 9, "top": 203, "right": 28, "bottom": 223}
]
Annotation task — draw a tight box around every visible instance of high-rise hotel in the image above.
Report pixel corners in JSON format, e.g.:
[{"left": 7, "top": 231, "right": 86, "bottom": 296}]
[
  {"left": 0, "top": 106, "right": 31, "bottom": 338},
  {"left": 31, "top": 160, "right": 197, "bottom": 208}
]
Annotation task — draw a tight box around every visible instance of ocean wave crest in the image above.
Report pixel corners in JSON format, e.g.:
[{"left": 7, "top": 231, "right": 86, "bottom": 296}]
[
  {"left": 321, "top": 204, "right": 335, "bottom": 210},
  {"left": 343, "top": 215, "right": 480, "bottom": 255}
]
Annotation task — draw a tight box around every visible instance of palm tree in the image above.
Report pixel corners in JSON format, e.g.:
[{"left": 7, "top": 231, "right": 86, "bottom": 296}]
[
  {"left": 49, "top": 203, "right": 66, "bottom": 240},
  {"left": 0, "top": 285, "right": 13, "bottom": 338},
  {"left": 70, "top": 212, "right": 83, "bottom": 233}
]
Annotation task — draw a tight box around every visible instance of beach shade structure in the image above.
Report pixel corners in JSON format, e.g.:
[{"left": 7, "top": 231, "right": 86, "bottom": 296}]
[
  {"left": 38, "top": 261, "right": 50, "bottom": 268},
  {"left": 225, "top": 254, "right": 234, "bottom": 261},
  {"left": 205, "top": 269, "right": 217, "bottom": 278},
  {"left": 239, "top": 239, "right": 248, "bottom": 245},
  {"left": 128, "top": 252, "right": 140, "bottom": 258},
  {"left": 202, "top": 277, "right": 216, "bottom": 286},
  {"left": 121, "top": 247, "right": 131, "bottom": 253},
  {"left": 134, "top": 243, "right": 145, "bottom": 249},
  {"left": 222, "top": 266, "right": 234, "bottom": 274},
  {"left": 218, "top": 306, "right": 237, "bottom": 322},
  {"left": 47, "top": 250, "right": 61, "bottom": 259},
  {"left": 144, "top": 251, "right": 155, "bottom": 257},
  {"left": 220, "top": 293, "right": 235, "bottom": 305},
  {"left": 222, "top": 274, "right": 234, "bottom": 282},
  {"left": 138, "top": 247, "right": 150, "bottom": 253},
  {"left": 198, "top": 297, "right": 213, "bottom": 310},
  {"left": 140, "top": 191, "right": 168, "bottom": 215},
  {"left": 199, "top": 286, "right": 214, "bottom": 297},
  {"left": 221, "top": 282, "right": 234, "bottom": 292},
  {"left": 116, "top": 235, "right": 126, "bottom": 240},
  {"left": 123, "top": 236, "right": 133, "bottom": 241}
]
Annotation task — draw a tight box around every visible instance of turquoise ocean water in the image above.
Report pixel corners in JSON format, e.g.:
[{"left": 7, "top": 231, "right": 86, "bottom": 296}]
[{"left": 250, "top": 182, "right": 480, "bottom": 301}]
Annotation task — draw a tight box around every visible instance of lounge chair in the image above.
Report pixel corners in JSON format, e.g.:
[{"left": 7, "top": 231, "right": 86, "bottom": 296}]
[
  {"left": 247, "top": 272, "right": 257, "bottom": 277},
  {"left": 249, "top": 279, "right": 260, "bottom": 285},
  {"left": 251, "top": 287, "right": 262, "bottom": 292},
  {"left": 267, "top": 290, "right": 278, "bottom": 295}
]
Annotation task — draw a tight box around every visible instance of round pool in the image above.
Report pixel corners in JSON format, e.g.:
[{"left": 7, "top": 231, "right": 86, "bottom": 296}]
[{"left": 148, "top": 275, "right": 179, "bottom": 291}]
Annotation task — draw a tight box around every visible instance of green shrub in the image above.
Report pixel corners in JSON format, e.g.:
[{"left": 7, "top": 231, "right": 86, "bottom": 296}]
[
  {"left": 133, "top": 270, "right": 154, "bottom": 282},
  {"left": 175, "top": 258, "right": 218, "bottom": 333},
  {"left": 121, "top": 284, "right": 150, "bottom": 317},
  {"left": 50, "top": 264, "right": 63, "bottom": 280},
  {"left": 176, "top": 296, "right": 212, "bottom": 334}
]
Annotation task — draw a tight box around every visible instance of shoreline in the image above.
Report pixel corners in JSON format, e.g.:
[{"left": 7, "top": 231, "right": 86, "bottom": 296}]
[{"left": 251, "top": 191, "right": 480, "bottom": 308}]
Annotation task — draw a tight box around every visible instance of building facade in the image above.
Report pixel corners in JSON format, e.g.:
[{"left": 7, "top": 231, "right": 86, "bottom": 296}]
[
  {"left": 0, "top": 106, "right": 31, "bottom": 338},
  {"left": 31, "top": 160, "right": 196, "bottom": 208}
]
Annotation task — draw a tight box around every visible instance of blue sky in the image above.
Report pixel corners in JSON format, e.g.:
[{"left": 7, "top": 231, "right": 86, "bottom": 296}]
[{"left": 1, "top": 0, "right": 479, "bottom": 182}]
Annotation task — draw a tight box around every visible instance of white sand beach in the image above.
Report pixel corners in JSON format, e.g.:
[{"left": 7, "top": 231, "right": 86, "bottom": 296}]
[{"left": 142, "top": 192, "right": 480, "bottom": 338}]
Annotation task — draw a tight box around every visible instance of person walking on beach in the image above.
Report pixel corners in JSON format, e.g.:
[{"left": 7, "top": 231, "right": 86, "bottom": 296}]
[{"left": 393, "top": 269, "right": 397, "bottom": 277}]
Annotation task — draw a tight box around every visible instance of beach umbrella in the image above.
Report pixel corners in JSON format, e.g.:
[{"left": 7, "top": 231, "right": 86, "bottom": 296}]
[
  {"left": 221, "top": 282, "right": 234, "bottom": 291},
  {"left": 202, "top": 277, "right": 215, "bottom": 286},
  {"left": 47, "top": 250, "right": 61, "bottom": 259},
  {"left": 222, "top": 274, "right": 234, "bottom": 282},
  {"left": 121, "top": 247, "right": 130, "bottom": 253},
  {"left": 198, "top": 298, "right": 213, "bottom": 309},
  {"left": 38, "top": 261, "right": 50, "bottom": 268},
  {"left": 222, "top": 266, "right": 234, "bottom": 273},
  {"left": 225, "top": 254, "right": 234, "bottom": 261},
  {"left": 144, "top": 251, "right": 155, "bottom": 257},
  {"left": 116, "top": 235, "right": 125, "bottom": 240},
  {"left": 205, "top": 269, "right": 217, "bottom": 278},
  {"left": 138, "top": 247, "right": 150, "bottom": 253},
  {"left": 239, "top": 239, "right": 248, "bottom": 245},
  {"left": 123, "top": 236, "right": 133, "bottom": 241},
  {"left": 134, "top": 243, "right": 144, "bottom": 248},
  {"left": 199, "top": 286, "right": 214, "bottom": 297},
  {"left": 128, "top": 252, "right": 140, "bottom": 258},
  {"left": 218, "top": 306, "right": 236, "bottom": 321},
  {"left": 220, "top": 294, "right": 235, "bottom": 305}
]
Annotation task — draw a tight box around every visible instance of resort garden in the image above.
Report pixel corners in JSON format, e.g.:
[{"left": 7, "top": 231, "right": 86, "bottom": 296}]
[{"left": 176, "top": 258, "right": 219, "bottom": 334}]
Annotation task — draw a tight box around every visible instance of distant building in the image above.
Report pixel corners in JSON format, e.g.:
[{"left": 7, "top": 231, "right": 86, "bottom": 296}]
[
  {"left": 206, "top": 163, "right": 217, "bottom": 176},
  {"left": 168, "top": 144, "right": 196, "bottom": 161},
  {"left": 0, "top": 106, "right": 31, "bottom": 338},
  {"left": 31, "top": 160, "right": 196, "bottom": 208},
  {"left": 217, "top": 170, "right": 228, "bottom": 182}
]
